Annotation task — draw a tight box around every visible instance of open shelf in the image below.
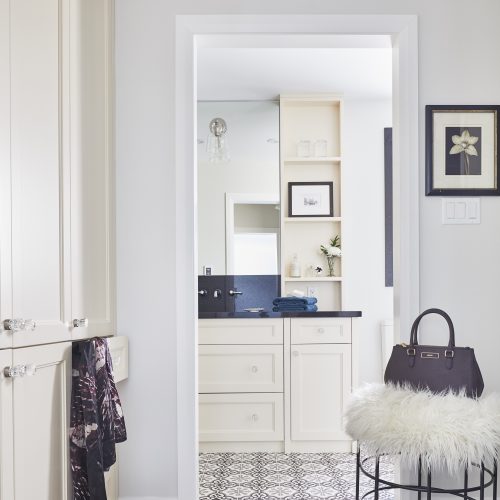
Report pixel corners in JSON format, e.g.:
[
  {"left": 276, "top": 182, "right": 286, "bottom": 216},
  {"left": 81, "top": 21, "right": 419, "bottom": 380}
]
[
  {"left": 283, "top": 156, "right": 341, "bottom": 164},
  {"left": 284, "top": 217, "right": 341, "bottom": 223},
  {"left": 284, "top": 276, "right": 342, "bottom": 282}
]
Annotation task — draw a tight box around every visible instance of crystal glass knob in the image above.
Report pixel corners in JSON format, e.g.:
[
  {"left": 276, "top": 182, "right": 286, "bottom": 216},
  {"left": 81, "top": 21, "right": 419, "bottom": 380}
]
[
  {"left": 4, "top": 364, "right": 37, "bottom": 378},
  {"left": 317, "top": 328, "right": 325, "bottom": 334},
  {"left": 292, "top": 351, "right": 299, "bottom": 357},
  {"left": 251, "top": 365, "right": 258, "bottom": 373},
  {"left": 73, "top": 318, "right": 89, "bottom": 328},
  {"left": 3, "top": 319, "right": 36, "bottom": 332},
  {"left": 251, "top": 414, "right": 259, "bottom": 422}
]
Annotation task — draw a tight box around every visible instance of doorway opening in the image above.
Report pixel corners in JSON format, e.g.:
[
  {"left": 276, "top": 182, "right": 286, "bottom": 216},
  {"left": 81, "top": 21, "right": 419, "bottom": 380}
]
[{"left": 176, "top": 15, "right": 419, "bottom": 500}]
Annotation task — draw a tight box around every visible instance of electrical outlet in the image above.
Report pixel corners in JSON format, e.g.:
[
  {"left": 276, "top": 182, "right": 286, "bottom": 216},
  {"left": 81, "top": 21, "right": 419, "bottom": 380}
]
[{"left": 307, "top": 286, "right": 316, "bottom": 297}]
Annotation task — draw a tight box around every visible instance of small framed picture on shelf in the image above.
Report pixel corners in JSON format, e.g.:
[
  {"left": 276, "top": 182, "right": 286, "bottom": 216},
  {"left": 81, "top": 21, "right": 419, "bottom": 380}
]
[
  {"left": 288, "top": 182, "right": 334, "bottom": 217},
  {"left": 426, "top": 105, "right": 500, "bottom": 196}
]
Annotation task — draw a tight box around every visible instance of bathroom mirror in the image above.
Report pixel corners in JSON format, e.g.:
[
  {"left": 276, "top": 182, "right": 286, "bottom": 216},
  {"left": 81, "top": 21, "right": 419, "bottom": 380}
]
[{"left": 197, "top": 101, "right": 280, "bottom": 277}]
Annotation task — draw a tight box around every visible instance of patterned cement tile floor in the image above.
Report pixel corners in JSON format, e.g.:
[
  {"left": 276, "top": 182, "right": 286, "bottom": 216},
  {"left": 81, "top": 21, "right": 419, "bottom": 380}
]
[{"left": 199, "top": 452, "right": 394, "bottom": 499}]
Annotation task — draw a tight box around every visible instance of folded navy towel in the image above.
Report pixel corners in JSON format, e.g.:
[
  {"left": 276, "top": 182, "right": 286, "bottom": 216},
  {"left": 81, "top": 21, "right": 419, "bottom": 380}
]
[
  {"left": 273, "top": 296, "right": 317, "bottom": 306},
  {"left": 273, "top": 304, "right": 318, "bottom": 312}
]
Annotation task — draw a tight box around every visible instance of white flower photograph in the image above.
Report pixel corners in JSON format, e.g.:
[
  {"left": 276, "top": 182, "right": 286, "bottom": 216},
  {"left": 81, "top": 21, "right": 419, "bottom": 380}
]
[{"left": 426, "top": 105, "right": 500, "bottom": 196}]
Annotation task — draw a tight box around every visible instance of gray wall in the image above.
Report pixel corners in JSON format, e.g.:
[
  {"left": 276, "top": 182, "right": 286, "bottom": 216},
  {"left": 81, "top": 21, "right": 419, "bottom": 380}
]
[{"left": 115, "top": 1, "right": 500, "bottom": 498}]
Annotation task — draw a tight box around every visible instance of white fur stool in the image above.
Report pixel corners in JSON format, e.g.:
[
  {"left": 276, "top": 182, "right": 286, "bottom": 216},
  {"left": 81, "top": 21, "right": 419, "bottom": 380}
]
[{"left": 345, "top": 384, "right": 500, "bottom": 499}]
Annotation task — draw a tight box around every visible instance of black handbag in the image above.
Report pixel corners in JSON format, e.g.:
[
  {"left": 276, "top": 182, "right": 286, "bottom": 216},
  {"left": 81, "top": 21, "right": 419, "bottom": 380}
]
[{"left": 384, "top": 308, "right": 484, "bottom": 398}]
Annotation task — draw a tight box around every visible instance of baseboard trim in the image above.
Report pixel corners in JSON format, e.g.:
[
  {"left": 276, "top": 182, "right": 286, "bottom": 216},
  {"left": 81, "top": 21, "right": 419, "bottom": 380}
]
[{"left": 119, "top": 497, "right": 177, "bottom": 500}]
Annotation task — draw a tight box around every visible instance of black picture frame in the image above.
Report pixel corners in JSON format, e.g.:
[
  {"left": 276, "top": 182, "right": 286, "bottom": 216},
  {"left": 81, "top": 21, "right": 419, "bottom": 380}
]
[
  {"left": 288, "top": 182, "right": 334, "bottom": 217},
  {"left": 426, "top": 105, "right": 500, "bottom": 196}
]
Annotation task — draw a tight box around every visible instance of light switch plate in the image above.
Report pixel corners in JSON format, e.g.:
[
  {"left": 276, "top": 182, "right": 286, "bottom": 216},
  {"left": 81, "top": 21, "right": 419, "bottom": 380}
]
[{"left": 442, "top": 198, "right": 480, "bottom": 225}]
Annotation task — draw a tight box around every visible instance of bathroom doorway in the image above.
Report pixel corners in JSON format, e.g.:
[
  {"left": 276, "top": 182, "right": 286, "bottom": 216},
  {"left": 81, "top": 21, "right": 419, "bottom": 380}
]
[{"left": 175, "top": 15, "right": 419, "bottom": 500}]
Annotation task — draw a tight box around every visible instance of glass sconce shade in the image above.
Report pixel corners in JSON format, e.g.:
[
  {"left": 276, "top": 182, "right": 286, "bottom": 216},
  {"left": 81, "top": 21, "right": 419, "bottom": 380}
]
[{"left": 207, "top": 117, "right": 230, "bottom": 163}]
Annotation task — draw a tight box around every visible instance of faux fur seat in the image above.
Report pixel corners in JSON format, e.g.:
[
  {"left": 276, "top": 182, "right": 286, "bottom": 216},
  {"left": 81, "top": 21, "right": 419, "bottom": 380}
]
[{"left": 345, "top": 384, "right": 500, "bottom": 472}]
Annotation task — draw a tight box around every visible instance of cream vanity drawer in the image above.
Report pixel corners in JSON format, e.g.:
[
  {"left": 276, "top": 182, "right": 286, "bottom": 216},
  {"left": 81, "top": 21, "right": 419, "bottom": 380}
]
[
  {"left": 199, "top": 345, "right": 283, "bottom": 393},
  {"left": 199, "top": 393, "right": 284, "bottom": 442},
  {"left": 199, "top": 319, "right": 283, "bottom": 345},
  {"left": 291, "top": 318, "right": 351, "bottom": 344}
]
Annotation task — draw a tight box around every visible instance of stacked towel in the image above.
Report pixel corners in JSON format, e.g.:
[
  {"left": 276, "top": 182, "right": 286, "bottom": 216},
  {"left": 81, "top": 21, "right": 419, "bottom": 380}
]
[{"left": 273, "top": 296, "right": 318, "bottom": 312}]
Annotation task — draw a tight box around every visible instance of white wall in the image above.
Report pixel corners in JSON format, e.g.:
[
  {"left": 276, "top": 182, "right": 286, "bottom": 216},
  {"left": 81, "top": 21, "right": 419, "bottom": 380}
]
[
  {"left": 115, "top": 1, "right": 500, "bottom": 498},
  {"left": 342, "top": 98, "right": 393, "bottom": 383}
]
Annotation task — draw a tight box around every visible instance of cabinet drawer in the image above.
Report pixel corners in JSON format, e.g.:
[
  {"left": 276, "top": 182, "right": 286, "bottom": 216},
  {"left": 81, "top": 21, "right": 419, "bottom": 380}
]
[
  {"left": 291, "top": 318, "right": 351, "bottom": 344},
  {"left": 107, "top": 336, "right": 129, "bottom": 383},
  {"left": 199, "top": 345, "right": 283, "bottom": 393},
  {"left": 199, "top": 393, "right": 283, "bottom": 442},
  {"left": 199, "top": 319, "right": 283, "bottom": 344}
]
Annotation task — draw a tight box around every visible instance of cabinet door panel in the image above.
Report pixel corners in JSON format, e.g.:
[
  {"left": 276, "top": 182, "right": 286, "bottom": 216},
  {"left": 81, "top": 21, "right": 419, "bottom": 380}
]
[
  {"left": 0, "top": 0, "right": 12, "bottom": 349},
  {"left": 291, "top": 344, "right": 351, "bottom": 441},
  {"left": 0, "top": 349, "right": 14, "bottom": 500},
  {"left": 70, "top": 0, "right": 115, "bottom": 340},
  {"left": 12, "top": 342, "right": 71, "bottom": 500},
  {"left": 10, "top": 0, "right": 70, "bottom": 347}
]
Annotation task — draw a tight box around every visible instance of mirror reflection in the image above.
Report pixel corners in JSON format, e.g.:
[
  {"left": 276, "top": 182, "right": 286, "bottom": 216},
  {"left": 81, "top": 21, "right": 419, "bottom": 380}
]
[{"left": 197, "top": 101, "right": 280, "bottom": 276}]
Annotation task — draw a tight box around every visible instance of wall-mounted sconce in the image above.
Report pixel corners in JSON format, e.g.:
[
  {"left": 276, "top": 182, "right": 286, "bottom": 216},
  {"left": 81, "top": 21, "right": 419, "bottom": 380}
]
[{"left": 207, "top": 117, "right": 230, "bottom": 163}]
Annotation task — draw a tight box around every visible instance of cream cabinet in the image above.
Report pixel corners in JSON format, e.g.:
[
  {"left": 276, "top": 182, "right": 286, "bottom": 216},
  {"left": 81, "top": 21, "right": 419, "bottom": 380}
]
[
  {"left": 0, "top": 0, "right": 115, "bottom": 348},
  {"left": 198, "top": 316, "right": 358, "bottom": 452},
  {"left": 290, "top": 344, "right": 351, "bottom": 443},
  {"left": 0, "top": 342, "right": 71, "bottom": 500},
  {"left": 198, "top": 319, "right": 285, "bottom": 452},
  {"left": 0, "top": 339, "right": 127, "bottom": 500}
]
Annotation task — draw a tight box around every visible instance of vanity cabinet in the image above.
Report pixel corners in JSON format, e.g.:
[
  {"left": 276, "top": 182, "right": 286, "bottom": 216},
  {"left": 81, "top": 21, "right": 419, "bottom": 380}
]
[
  {"left": 0, "top": 0, "right": 115, "bottom": 348},
  {"left": 198, "top": 316, "right": 358, "bottom": 452},
  {"left": 198, "top": 319, "right": 285, "bottom": 451}
]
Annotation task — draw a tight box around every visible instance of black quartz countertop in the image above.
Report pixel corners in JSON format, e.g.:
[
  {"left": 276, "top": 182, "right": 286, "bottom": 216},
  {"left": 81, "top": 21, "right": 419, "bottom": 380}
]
[{"left": 199, "top": 311, "right": 362, "bottom": 319}]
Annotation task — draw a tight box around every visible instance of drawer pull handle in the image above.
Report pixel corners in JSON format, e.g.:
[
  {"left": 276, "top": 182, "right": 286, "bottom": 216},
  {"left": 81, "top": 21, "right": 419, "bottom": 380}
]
[
  {"left": 251, "top": 414, "right": 259, "bottom": 422},
  {"left": 4, "top": 364, "right": 37, "bottom": 378},
  {"left": 251, "top": 365, "right": 258, "bottom": 373},
  {"left": 3, "top": 319, "right": 36, "bottom": 333},
  {"left": 317, "top": 328, "right": 325, "bottom": 334}
]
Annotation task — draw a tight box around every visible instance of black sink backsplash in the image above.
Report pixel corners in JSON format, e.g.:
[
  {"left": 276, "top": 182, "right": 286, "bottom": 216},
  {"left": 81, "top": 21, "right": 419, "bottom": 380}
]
[{"left": 198, "top": 275, "right": 281, "bottom": 313}]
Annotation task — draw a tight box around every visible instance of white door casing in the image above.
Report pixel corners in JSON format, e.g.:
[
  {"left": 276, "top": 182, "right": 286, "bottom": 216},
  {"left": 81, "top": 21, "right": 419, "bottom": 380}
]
[{"left": 176, "top": 15, "right": 419, "bottom": 499}]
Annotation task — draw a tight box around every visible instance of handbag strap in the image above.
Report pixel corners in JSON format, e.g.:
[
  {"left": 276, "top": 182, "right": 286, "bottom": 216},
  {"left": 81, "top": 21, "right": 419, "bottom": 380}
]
[{"left": 409, "top": 308, "right": 455, "bottom": 348}]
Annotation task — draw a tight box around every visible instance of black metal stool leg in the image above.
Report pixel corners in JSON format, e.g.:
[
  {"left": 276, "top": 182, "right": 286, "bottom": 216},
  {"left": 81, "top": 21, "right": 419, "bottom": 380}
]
[
  {"left": 417, "top": 457, "right": 422, "bottom": 500},
  {"left": 480, "top": 462, "right": 485, "bottom": 500},
  {"left": 427, "top": 468, "right": 432, "bottom": 500},
  {"left": 355, "top": 445, "right": 360, "bottom": 500},
  {"left": 463, "top": 466, "right": 468, "bottom": 500},
  {"left": 494, "top": 460, "right": 498, "bottom": 500},
  {"left": 374, "top": 456, "right": 380, "bottom": 500}
]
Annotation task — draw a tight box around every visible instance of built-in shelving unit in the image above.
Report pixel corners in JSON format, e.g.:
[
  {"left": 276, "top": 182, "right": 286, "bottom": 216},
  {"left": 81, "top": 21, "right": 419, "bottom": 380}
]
[{"left": 280, "top": 94, "right": 343, "bottom": 310}]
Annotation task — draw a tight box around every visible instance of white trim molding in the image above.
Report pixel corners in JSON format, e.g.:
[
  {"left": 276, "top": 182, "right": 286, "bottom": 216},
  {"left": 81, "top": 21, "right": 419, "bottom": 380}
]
[{"left": 175, "top": 14, "right": 419, "bottom": 500}]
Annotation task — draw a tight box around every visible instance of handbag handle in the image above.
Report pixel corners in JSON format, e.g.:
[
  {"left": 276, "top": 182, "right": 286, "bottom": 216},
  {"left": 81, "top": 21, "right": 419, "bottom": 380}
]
[{"left": 410, "top": 308, "right": 455, "bottom": 348}]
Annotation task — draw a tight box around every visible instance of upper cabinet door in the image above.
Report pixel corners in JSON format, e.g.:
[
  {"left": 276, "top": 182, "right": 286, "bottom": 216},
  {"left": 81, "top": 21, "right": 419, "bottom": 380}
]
[
  {"left": 0, "top": 0, "right": 13, "bottom": 350},
  {"left": 0, "top": 0, "right": 115, "bottom": 347},
  {"left": 69, "top": 0, "right": 115, "bottom": 340},
  {"left": 9, "top": 0, "right": 71, "bottom": 348}
]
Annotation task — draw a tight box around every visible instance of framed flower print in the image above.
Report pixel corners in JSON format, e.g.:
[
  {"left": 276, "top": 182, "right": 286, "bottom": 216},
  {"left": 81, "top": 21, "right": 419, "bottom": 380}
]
[{"left": 425, "top": 105, "right": 500, "bottom": 196}]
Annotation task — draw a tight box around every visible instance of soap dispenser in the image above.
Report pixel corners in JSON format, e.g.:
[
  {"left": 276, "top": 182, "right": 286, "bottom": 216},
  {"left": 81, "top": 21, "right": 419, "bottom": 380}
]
[{"left": 290, "top": 253, "right": 301, "bottom": 278}]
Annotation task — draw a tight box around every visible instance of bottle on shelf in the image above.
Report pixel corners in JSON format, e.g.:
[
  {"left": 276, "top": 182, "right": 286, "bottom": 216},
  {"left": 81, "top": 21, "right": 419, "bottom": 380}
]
[{"left": 289, "top": 253, "right": 302, "bottom": 278}]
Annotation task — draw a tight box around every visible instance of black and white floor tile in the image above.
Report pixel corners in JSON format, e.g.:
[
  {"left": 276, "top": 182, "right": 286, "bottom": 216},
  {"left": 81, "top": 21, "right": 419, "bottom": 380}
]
[{"left": 199, "top": 452, "right": 394, "bottom": 499}]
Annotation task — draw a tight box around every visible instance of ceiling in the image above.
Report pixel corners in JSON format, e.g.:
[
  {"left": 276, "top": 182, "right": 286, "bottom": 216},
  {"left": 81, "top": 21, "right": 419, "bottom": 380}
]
[{"left": 197, "top": 45, "right": 393, "bottom": 101}]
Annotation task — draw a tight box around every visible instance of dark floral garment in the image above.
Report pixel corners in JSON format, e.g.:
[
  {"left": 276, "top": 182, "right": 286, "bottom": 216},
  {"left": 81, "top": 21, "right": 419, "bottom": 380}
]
[{"left": 70, "top": 338, "right": 127, "bottom": 500}]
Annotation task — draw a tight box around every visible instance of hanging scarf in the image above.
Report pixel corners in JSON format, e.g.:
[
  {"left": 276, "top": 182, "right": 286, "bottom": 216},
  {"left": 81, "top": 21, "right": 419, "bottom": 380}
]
[{"left": 70, "top": 338, "right": 127, "bottom": 500}]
